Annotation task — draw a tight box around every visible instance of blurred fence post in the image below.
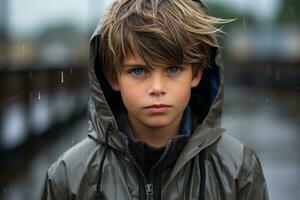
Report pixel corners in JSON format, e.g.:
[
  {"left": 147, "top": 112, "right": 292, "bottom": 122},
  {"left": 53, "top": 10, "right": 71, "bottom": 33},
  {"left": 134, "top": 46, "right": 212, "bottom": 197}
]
[{"left": 0, "top": 0, "right": 9, "bottom": 70}]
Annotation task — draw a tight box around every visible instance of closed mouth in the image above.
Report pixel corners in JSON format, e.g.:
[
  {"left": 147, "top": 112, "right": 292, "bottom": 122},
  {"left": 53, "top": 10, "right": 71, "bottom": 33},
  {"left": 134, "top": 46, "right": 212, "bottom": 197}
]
[{"left": 144, "top": 104, "right": 172, "bottom": 109}]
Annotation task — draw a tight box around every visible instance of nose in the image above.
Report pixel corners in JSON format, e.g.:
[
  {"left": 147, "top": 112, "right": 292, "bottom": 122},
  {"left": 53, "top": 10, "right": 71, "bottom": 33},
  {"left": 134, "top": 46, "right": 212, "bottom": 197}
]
[{"left": 148, "top": 74, "right": 166, "bottom": 97}]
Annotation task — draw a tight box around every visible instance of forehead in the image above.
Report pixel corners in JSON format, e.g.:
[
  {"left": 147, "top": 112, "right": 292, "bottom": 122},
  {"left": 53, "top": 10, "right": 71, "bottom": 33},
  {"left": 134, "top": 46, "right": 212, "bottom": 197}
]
[
  {"left": 123, "top": 50, "right": 146, "bottom": 66},
  {"left": 121, "top": 47, "right": 179, "bottom": 69}
]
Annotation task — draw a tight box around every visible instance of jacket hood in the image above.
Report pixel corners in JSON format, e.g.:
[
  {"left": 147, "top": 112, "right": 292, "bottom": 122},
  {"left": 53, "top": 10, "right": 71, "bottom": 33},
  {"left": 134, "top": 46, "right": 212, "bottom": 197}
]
[{"left": 87, "top": 1, "right": 225, "bottom": 153}]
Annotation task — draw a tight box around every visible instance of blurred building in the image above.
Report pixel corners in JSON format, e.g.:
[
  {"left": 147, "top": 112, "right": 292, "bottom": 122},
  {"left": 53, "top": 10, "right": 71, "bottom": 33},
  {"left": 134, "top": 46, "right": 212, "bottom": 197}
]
[{"left": 225, "top": 24, "right": 300, "bottom": 88}]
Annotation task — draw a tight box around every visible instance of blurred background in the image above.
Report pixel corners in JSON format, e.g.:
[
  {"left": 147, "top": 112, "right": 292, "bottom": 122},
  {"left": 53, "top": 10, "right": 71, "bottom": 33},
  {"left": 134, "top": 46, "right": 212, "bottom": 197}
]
[{"left": 0, "top": 0, "right": 299, "bottom": 199}]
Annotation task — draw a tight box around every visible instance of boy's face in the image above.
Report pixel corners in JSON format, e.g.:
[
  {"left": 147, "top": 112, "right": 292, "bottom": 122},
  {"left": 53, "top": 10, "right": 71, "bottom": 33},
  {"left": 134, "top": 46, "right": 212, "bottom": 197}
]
[{"left": 108, "top": 51, "right": 202, "bottom": 130}]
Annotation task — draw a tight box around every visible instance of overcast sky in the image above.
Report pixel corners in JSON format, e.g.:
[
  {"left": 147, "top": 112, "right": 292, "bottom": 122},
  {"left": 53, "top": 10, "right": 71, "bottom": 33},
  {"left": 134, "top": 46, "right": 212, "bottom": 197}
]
[
  {"left": 207, "top": 0, "right": 281, "bottom": 19},
  {"left": 8, "top": 0, "right": 113, "bottom": 36},
  {"left": 8, "top": 0, "right": 281, "bottom": 37}
]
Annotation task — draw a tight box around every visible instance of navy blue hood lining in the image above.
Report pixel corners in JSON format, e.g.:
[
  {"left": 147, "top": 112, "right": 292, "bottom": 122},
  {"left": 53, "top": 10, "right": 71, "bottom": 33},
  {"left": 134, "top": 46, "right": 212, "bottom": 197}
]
[{"left": 190, "top": 48, "right": 220, "bottom": 124}]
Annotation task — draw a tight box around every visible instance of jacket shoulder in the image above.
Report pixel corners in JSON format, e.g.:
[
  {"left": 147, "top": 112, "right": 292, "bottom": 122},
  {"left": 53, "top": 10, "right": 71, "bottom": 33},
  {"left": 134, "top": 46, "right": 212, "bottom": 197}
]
[
  {"left": 45, "top": 136, "right": 100, "bottom": 197},
  {"left": 60, "top": 136, "right": 99, "bottom": 166},
  {"left": 49, "top": 136, "right": 98, "bottom": 171},
  {"left": 206, "top": 133, "right": 268, "bottom": 199},
  {"left": 206, "top": 133, "right": 244, "bottom": 178},
  {"left": 209, "top": 133, "right": 265, "bottom": 182}
]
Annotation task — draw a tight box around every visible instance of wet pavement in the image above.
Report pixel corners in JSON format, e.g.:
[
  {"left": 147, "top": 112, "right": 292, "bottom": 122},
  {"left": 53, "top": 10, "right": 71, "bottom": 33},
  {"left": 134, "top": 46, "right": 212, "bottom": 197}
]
[
  {"left": 1, "top": 85, "right": 300, "bottom": 200},
  {"left": 223, "top": 86, "right": 300, "bottom": 200}
]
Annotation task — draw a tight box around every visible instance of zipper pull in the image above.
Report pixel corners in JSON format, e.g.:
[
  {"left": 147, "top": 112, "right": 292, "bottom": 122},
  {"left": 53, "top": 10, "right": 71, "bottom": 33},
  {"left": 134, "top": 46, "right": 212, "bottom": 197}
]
[{"left": 146, "top": 183, "right": 153, "bottom": 196}]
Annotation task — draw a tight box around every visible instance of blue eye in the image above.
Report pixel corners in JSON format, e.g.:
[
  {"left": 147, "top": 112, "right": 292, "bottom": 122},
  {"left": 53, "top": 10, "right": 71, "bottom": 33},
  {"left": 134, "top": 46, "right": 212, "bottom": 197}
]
[
  {"left": 167, "top": 66, "right": 181, "bottom": 74},
  {"left": 130, "top": 68, "right": 145, "bottom": 76}
]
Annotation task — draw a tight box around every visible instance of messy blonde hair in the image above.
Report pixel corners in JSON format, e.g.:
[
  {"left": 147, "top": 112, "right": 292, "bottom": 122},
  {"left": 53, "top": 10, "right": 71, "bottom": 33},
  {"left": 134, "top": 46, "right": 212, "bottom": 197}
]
[{"left": 99, "top": 0, "right": 228, "bottom": 80}]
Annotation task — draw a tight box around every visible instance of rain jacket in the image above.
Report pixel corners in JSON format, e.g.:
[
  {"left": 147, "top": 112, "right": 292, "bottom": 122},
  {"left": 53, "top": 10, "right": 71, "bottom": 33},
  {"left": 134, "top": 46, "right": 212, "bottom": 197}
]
[{"left": 41, "top": 1, "right": 268, "bottom": 199}]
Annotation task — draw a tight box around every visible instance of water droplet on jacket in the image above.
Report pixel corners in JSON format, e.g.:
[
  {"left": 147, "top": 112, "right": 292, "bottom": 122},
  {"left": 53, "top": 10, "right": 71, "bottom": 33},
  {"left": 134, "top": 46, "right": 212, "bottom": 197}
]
[{"left": 61, "top": 71, "right": 64, "bottom": 83}]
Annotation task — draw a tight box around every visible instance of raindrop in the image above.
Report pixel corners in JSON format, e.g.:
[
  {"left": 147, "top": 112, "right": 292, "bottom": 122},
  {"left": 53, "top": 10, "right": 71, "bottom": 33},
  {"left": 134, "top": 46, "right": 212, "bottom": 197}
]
[
  {"left": 38, "top": 92, "right": 41, "bottom": 100},
  {"left": 61, "top": 71, "right": 64, "bottom": 83},
  {"left": 242, "top": 18, "right": 247, "bottom": 29},
  {"left": 22, "top": 43, "right": 25, "bottom": 53},
  {"left": 265, "top": 98, "right": 269, "bottom": 103},
  {"left": 249, "top": 97, "right": 253, "bottom": 104}
]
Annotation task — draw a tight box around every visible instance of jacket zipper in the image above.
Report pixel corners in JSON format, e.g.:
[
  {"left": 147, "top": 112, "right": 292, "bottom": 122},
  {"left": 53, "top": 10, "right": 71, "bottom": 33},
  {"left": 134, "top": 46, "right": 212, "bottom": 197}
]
[
  {"left": 126, "top": 140, "right": 172, "bottom": 200},
  {"left": 144, "top": 174, "right": 153, "bottom": 200},
  {"left": 127, "top": 150, "right": 153, "bottom": 200},
  {"left": 145, "top": 183, "right": 153, "bottom": 200}
]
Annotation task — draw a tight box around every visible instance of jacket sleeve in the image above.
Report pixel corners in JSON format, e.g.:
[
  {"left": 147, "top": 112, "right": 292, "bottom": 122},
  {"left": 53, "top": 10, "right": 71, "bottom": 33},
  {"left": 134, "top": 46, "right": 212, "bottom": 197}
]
[
  {"left": 237, "top": 146, "right": 269, "bottom": 200},
  {"left": 41, "top": 157, "right": 69, "bottom": 200}
]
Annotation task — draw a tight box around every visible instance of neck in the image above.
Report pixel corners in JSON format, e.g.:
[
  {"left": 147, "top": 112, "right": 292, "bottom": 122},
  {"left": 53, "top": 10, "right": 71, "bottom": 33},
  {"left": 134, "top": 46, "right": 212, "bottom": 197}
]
[{"left": 127, "top": 113, "right": 183, "bottom": 148}]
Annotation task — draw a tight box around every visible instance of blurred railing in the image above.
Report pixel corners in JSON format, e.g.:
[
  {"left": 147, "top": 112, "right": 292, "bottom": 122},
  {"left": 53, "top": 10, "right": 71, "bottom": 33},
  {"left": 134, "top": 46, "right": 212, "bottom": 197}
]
[{"left": 0, "top": 66, "right": 89, "bottom": 152}]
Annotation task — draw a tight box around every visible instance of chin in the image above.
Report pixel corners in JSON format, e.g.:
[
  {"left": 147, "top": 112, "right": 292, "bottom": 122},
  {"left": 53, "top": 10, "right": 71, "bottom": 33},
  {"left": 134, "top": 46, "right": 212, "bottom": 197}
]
[{"left": 144, "top": 118, "right": 173, "bottom": 128}]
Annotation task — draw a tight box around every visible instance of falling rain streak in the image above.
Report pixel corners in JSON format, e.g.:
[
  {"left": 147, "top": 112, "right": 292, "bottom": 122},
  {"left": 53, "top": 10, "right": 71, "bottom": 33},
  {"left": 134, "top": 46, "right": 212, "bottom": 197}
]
[
  {"left": 38, "top": 92, "right": 41, "bottom": 100},
  {"left": 61, "top": 71, "right": 64, "bottom": 83},
  {"left": 242, "top": 18, "right": 247, "bottom": 29},
  {"left": 249, "top": 97, "right": 253, "bottom": 104},
  {"left": 22, "top": 44, "right": 25, "bottom": 53}
]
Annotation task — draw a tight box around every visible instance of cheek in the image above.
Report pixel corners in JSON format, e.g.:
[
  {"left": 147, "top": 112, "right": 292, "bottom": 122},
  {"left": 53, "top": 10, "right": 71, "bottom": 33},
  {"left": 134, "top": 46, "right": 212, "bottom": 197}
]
[
  {"left": 120, "top": 86, "right": 144, "bottom": 108},
  {"left": 171, "top": 83, "right": 192, "bottom": 106}
]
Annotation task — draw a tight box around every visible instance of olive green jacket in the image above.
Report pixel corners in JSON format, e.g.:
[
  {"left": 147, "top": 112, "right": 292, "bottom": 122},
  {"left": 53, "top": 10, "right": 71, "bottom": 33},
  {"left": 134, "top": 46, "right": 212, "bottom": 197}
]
[{"left": 41, "top": 2, "right": 268, "bottom": 200}]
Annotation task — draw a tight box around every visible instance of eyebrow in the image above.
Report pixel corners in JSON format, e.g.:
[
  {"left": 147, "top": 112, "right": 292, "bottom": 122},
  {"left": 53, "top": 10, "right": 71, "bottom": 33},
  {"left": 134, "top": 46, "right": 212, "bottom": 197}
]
[
  {"left": 122, "top": 63, "right": 186, "bottom": 70},
  {"left": 122, "top": 64, "right": 148, "bottom": 68}
]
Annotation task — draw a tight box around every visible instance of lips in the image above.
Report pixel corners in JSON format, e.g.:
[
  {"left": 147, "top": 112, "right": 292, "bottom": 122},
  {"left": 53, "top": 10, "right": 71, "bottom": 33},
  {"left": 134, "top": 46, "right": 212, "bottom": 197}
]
[
  {"left": 144, "top": 104, "right": 172, "bottom": 113},
  {"left": 144, "top": 104, "right": 171, "bottom": 109}
]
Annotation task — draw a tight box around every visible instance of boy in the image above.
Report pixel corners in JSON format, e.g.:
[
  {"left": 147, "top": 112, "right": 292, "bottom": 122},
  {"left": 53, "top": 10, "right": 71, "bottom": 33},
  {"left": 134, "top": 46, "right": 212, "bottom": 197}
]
[{"left": 42, "top": 0, "right": 268, "bottom": 199}]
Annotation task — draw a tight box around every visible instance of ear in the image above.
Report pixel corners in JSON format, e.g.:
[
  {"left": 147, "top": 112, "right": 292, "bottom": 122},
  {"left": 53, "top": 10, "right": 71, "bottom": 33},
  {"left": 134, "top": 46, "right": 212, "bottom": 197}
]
[
  {"left": 104, "top": 71, "right": 120, "bottom": 91},
  {"left": 191, "top": 68, "right": 203, "bottom": 88}
]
